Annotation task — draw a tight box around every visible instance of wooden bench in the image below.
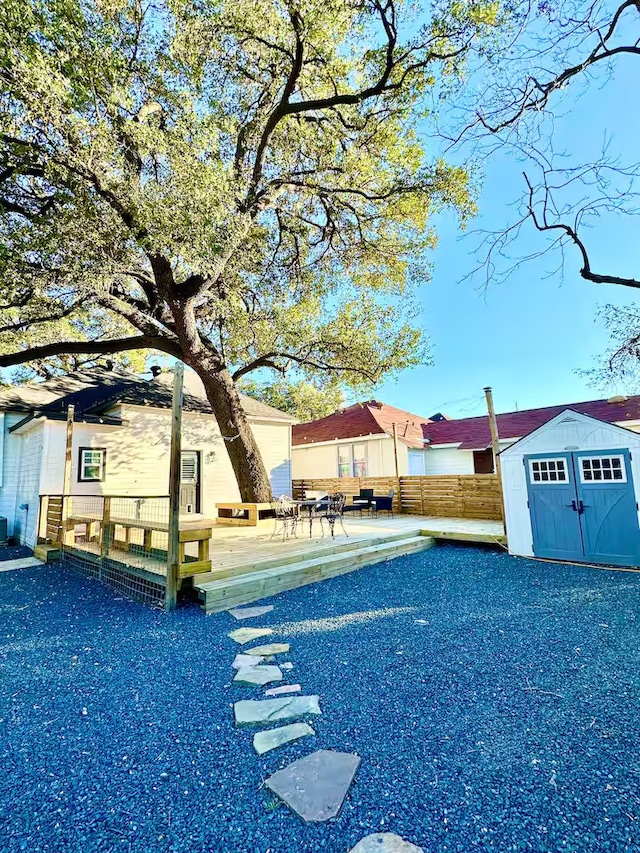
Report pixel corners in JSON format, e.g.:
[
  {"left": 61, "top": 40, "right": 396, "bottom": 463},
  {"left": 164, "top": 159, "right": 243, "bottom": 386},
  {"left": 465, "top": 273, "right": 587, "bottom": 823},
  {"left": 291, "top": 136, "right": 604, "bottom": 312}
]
[
  {"left": 62, "top": 512, "right": 212, "bottom": 578},
  {"left": 215, "top": 502, "right": 275, "bottom": 526}
]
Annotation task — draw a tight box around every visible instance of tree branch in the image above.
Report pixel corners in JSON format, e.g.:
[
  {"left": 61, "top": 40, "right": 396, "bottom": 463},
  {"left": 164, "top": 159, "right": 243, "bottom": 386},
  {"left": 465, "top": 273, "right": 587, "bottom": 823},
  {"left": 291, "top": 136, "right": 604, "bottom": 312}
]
[{"left": 0, "top": 335, "right": 181, "bottom": 369}]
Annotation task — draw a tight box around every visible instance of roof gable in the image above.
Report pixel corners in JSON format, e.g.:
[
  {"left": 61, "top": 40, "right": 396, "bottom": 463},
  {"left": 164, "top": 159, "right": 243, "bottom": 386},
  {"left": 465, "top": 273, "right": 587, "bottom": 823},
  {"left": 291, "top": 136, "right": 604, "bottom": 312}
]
[{"left": 292, "top": 400, "right": 430, "bottom": 448}]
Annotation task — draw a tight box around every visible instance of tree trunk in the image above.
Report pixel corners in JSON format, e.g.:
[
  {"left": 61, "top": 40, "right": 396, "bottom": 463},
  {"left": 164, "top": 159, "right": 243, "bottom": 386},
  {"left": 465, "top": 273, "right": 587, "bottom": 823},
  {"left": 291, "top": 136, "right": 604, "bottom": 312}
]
[{"left": 191, "top": 359, "right": 274, "bottom": 503}]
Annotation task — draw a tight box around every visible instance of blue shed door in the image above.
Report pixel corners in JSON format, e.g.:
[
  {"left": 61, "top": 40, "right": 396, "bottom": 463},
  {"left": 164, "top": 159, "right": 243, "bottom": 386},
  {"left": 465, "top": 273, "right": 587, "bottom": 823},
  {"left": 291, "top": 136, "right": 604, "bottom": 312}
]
[
  {"left": 574, "top": 450, "right": 640, "bottom": 567},
  {"left": 525, "top": 454, "right": 584, "bottom": 561},
  {"left": 525, "top": 449, "right": 640, "bottom": 567}
]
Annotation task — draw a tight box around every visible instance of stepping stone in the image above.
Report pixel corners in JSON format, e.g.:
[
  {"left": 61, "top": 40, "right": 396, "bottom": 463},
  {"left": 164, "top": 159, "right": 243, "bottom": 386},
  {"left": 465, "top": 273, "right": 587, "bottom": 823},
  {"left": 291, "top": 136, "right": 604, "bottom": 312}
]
[
  {"left": 245, "top": 642, "right": 289, "bottom": 657},
  {"left": 265, "top": 749, "right": 360, "bottom": 823},
  {"left": 349, "top": 834, "right": 424, "bottom": 853},
  {"left": 253, "top": 722, "right": 315, "bottom": 755},
  {"left": 234, "top": 695, "right": 321, "bottom": 727},
  {"left": 232, "top": 653, "right": 265, "bottom": 670},
  {"left": 264, "top": 684, "right": 301, "bottom": 696},
  {"left": 233, "top": 665, "right": 283, "bottom": 687},
  {"left": 228, "top": 627, "right": 273, "bottom": 645},
  {"left": 228, "top": 605, "right": 274, "bottom": 620}
]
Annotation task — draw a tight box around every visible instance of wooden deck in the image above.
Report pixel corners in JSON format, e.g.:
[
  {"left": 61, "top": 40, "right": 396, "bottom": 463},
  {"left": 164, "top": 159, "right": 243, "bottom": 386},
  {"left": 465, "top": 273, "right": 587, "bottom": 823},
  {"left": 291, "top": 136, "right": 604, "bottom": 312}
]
[
  {"left": 63, "top": 514, "right": 506, "bottom": 590},
  {"left": 192, "top": 514, "right": 506, "bottom": 584}
]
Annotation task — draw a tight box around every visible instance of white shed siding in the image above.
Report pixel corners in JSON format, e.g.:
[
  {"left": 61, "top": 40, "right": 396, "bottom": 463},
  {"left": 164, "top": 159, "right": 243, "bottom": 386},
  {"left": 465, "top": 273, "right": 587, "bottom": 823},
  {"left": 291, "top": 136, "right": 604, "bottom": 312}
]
[
  {"left": 501, "top": 412, "right": 640, "bottom": 559},
  {"left": 423, "top": 447, "right": 475, "bottom": 475}
]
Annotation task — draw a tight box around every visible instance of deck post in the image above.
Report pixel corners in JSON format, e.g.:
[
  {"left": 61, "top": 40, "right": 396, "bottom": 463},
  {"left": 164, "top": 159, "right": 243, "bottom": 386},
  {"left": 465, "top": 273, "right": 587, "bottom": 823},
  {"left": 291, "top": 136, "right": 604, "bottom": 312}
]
[
  {"left": 165, "top": 362, "right": 184, "bottom": 612},
  {"left": 99, "top": 496, "right": 111, "bottom": 579}
]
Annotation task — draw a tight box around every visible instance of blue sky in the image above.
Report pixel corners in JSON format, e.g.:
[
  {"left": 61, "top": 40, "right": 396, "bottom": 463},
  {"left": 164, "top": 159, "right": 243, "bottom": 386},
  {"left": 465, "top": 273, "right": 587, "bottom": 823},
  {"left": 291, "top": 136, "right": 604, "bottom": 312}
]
[{"left": 374, "top": 49, "right": 640, "bottom": 420}]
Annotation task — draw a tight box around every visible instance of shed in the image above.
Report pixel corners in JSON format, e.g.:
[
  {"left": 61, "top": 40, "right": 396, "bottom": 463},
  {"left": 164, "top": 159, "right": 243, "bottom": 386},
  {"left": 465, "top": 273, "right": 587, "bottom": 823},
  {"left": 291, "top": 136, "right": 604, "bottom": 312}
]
[{"left": 500, "top": 409, "right": 640, "bottom": 567}]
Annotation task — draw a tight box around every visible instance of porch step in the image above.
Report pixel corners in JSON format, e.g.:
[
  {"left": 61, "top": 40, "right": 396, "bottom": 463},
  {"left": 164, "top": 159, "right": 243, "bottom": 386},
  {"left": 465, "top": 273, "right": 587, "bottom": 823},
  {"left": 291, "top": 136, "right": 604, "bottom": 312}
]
[
  {"left": 196, "top": 534, "right": 435, "bottom": 614},
  {"left": 34, "top": 544, "right": 62, "bottom": 563},
  {"left": 192, "top": 529, "right": 415, "bottom": 585}
]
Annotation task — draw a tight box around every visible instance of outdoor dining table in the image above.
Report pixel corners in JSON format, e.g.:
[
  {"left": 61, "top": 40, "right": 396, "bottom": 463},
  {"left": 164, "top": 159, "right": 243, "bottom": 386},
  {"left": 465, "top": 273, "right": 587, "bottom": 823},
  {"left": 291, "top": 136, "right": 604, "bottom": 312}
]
[{"left": 294, "top": 499, "right": 328, "bottom": 538}]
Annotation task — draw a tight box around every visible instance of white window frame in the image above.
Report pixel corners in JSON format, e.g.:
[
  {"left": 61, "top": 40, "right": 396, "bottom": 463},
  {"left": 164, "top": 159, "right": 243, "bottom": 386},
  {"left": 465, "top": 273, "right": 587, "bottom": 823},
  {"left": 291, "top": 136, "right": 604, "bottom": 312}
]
[
  {"left": 529, "top": 458, "right": 569, "bottom": 484},
  {"left": 336, "top": 442, "right": 368, "bottom": 478},
  {"left": 79, "top": 447, "right": 106, "bottom": 482},
  {"left": 579, "top": 455, "right": 627, "bottom": 484}
]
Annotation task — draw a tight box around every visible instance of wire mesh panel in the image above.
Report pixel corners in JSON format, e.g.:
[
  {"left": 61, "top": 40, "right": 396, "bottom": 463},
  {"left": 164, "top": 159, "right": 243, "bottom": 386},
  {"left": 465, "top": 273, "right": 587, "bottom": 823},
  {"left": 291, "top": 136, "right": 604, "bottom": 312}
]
[
  {"left": 57, "top": 494, "right": 171, "bottom": 606},
  {"left": 62, "top": 550, "right": 165, "bottom": 607}
]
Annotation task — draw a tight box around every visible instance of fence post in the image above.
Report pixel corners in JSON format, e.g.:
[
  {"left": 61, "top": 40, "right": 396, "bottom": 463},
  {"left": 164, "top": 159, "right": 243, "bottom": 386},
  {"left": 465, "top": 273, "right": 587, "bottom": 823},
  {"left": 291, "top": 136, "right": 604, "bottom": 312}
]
[{"left": 165, "top": 362, "right": 184, "bottom": 612}]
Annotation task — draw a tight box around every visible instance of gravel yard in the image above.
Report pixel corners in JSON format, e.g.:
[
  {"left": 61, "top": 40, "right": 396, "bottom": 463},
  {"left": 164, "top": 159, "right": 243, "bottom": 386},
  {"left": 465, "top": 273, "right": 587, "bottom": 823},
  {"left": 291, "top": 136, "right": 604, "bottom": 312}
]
[{"left": 2, "top": 545, "right": 640, "bottom": 853}]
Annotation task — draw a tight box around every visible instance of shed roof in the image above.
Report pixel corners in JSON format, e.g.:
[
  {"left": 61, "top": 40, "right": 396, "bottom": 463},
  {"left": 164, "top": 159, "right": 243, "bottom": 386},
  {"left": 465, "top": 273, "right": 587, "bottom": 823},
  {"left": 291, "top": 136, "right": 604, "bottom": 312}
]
[
  {"left": 422, "top": 395, "right": 640, "bottom": 450},
  {"left": 292, "top": 400, "right": 430, "bottom": 448}
]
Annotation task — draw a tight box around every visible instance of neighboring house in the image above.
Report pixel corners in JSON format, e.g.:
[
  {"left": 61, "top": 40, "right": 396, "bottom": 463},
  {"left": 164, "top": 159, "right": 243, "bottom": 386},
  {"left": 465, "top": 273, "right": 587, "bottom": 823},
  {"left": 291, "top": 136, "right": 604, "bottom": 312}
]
[
  {"left": 420, "top": 396, "right": 640, "bottom": 476},
  {"left": 291, "top": 400, "right": 434, "bottom": 479},
  {"left": 0, "top": 367, "right": 295, "bottom": 548},
  {"left": 293, "top": 394, "right": 640, "bottom": 481}
]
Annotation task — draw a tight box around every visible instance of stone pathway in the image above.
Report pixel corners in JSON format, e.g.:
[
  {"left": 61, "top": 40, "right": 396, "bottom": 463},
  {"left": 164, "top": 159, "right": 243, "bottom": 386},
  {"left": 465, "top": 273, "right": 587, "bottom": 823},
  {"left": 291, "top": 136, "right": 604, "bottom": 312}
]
[
  {"left": 228, "top": 627, "right": 273, "bottom": 645},
  {"left": 224, "top": 602, "right": 422, "bottom": 848},
  {"left": 0, "top": 557, "right": 43, "bottom": 573},
  {"left": 265, "top": 750, "right": 361, "bottom": 823}
]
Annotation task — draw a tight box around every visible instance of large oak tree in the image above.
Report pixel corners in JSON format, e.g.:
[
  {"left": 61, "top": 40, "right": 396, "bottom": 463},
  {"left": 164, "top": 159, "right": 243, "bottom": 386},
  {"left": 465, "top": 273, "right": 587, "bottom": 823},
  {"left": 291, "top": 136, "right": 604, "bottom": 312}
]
[{"left": 0, "top": 0, "right": 501, "bottom": 499}]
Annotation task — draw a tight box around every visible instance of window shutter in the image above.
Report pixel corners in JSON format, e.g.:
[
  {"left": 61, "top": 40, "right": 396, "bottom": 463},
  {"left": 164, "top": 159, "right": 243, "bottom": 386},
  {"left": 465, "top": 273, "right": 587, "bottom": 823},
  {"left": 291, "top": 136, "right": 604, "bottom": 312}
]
[{"left": 180, "top": 452, "right": 198, "bottom": 483}]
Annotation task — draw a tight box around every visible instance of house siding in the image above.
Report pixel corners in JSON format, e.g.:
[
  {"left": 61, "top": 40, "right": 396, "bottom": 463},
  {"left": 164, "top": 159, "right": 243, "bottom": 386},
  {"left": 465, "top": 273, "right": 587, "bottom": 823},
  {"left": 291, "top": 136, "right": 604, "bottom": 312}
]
[
  {"left": 423, "top": 447, "right": 475, "bottom": 475},
  {"left": 292, "top": 435, "right": 405, "bottom": 479},
  {"left": 39, "top": 405, "right": 291, "bottom": 512},
  {"left": 0, "top": 414, "right": 32, "bottom": 541},
  {"left": 12, "top": 422, "right": 45, "bottom": 547}
]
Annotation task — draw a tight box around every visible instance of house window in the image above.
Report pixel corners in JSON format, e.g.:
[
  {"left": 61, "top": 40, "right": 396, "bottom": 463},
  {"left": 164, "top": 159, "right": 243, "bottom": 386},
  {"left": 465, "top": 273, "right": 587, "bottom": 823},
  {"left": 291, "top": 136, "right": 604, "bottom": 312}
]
[
  {"left": 529, "top": 458, "right": 568, "bottom": 483},
  {"left": 337, "top": 443, "right": 367, "bottom": 477},
  {"left": 473, "top": 449, "right": 494, "bottom": 474},
  {"left": 580, "top": 455, "right": 626, "bottom": 483},
  {"left": 79, "top": 448, "right": 106, "bottom": 482}
]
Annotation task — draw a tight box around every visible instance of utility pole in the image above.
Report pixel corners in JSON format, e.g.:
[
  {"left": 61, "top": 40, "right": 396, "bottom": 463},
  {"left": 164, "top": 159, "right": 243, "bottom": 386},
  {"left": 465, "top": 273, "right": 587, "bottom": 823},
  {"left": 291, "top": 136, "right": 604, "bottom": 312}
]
[
  {"left": 392, "top": 422, "right": 400, "bottom": 479},
  {"left": 484, "top": 386, "right": 506, "bottom": 523},
  {"left": 165, "top": 362, "right": 184, "bottom": 612}
]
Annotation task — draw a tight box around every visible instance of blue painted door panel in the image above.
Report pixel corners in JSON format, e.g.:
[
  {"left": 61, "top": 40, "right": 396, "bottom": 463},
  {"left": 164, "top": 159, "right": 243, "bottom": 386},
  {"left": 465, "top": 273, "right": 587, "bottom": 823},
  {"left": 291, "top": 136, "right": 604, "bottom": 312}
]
[
  {"left": 525, "top": 453, "right": 584, "bottom": 561},
  {"left": 575, "top": 450, "right": 640, "bottom": 567}
]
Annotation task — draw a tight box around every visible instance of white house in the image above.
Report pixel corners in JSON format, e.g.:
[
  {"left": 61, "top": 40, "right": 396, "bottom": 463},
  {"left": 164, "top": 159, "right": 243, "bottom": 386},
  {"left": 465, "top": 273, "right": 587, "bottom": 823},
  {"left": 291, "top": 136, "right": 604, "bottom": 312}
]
[
  {"left": 501, "top": 409, "right": 640, "bottom": 568},
  {"left": 292, "top": 400, "right": 433, "bottom": 479},
  {"left": 0, "top": 367, "right": 295, "bottom": 548}
]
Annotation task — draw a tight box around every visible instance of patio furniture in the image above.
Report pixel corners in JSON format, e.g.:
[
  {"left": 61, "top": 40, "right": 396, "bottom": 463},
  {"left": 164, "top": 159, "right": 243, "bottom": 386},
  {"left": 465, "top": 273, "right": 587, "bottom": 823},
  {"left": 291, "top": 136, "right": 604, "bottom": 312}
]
[
  {"left": 270, "top": 495, "right": 299, "bottom": 541},
  {"left": 372, "top": 489, "right": 395, "bottom": 517},
  {"left": 343, "top": 488, "right": 374, "bottom": 517},
  {"left": 319, "top": 493, "right": 348, "bottom": 538},
  {"left": 297, "top": 495, "right": 329, "bottom": 538}
]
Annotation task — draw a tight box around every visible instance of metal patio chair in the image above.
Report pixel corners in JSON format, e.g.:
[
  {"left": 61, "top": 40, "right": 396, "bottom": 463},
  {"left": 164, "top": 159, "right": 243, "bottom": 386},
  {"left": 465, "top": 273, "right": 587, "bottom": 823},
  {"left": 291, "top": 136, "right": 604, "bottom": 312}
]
[
  {"left": 270, "top": 495, "right": 298, "bottom": 541},
  {"left": 319, "top": 493, "right": 349, "bottom": 538}
]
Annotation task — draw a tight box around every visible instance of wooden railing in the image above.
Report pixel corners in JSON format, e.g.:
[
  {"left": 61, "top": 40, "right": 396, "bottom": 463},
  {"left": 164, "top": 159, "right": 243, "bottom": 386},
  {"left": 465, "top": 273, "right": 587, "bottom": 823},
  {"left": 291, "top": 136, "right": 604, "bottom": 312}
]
[{"left": 292, "top": 474, "right": 503, "bottom": 521}]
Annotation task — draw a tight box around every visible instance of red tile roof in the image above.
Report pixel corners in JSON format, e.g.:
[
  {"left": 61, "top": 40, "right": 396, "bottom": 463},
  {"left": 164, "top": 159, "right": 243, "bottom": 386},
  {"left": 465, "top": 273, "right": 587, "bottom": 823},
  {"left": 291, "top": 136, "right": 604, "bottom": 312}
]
[
  {"left": 292, "top": 400, "right": 430, "bottom": 448},
  {"left": 422, "top": 395, "right": 640, "bottom": 449}
]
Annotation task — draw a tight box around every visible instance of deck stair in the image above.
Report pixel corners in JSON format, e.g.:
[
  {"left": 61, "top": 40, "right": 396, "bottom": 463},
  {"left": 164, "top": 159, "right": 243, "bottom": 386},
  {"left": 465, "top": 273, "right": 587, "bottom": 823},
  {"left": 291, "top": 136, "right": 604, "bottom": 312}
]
[{"left": 195, "top": 531, "right": 434, "bottom": 614}]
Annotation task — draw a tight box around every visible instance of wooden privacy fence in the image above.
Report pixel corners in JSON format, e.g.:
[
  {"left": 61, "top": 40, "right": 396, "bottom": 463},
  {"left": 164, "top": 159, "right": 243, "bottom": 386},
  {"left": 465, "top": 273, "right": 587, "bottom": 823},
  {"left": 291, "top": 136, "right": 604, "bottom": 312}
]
[
  {"left": 292, "top": 477, "right": 401, "bottom": 512},
  {"left": 292, "top": 474, "right": 503, "bottom": 521},
  {"left": 399, "top": 475, "right": 502, "bottom": 520}
]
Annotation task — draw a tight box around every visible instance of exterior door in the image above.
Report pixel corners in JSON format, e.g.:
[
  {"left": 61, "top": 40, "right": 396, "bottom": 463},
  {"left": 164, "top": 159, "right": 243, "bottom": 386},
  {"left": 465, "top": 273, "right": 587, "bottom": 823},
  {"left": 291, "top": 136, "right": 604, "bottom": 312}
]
[
  {"left": 525, "top": 453, "right": 584, "bottom": 561},
  {"left": 180, "top": 451, "right": 200, "bottom": 514},
  {"left": 525, "top": 449, "right": 640, "bottom": 567},
  {"left": 574, "top": 450, "right": 640, "bottom": 567}
]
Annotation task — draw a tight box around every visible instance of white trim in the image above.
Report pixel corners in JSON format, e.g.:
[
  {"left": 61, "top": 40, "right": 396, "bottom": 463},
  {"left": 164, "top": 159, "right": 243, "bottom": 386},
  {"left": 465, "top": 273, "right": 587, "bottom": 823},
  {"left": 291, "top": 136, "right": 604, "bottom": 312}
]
[
  {"left": 293, "top": 434, "right": 391, "bottom": 450},
  {"left": 579, "top": 454, "right": 627, "bottom": 484},
  {"left": 80, "top": 448, "right": 105, "bottom": 481},
  {"left": 528, "top": 457, "right": 569, "bottom": 484},
  {"left": 424, "top": 441, "right": 462, "bottom": 450}
]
